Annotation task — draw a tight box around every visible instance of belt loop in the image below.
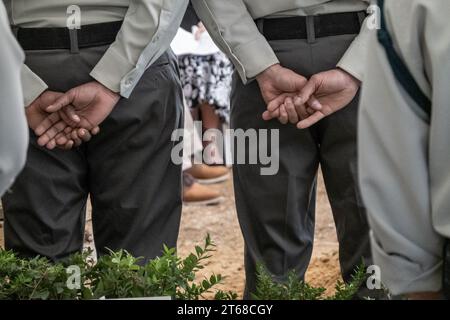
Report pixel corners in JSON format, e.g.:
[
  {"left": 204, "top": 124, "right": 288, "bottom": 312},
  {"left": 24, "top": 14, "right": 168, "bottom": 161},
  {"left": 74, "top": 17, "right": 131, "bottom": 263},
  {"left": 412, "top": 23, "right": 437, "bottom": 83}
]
[
  {"left": 306, "top": 16, "right": 316, "bottom": 44},
  {"left": 69, "top": 29, "right": 79, "bottom": 54},
  {"left": 256, "top": 18, "right": 264, "bottom": 34}
]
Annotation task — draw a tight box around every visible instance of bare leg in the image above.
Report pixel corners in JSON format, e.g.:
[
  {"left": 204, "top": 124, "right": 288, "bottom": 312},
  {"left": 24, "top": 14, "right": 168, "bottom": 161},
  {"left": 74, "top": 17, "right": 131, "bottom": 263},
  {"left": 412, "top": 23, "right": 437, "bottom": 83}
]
[
  {"left": 199, "top": 103, "right": 225, "bottom": 164},
  {"left": 200, "top": 102, "right": 222, "bottom": 132}
]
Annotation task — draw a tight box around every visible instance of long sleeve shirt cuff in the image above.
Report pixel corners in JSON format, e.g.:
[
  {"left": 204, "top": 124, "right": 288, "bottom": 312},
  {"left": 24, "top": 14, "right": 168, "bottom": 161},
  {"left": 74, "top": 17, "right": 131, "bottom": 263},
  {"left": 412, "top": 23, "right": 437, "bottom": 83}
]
[
  {"left": 337, "top": 40, "right": 365, "bottom": 81},
  {"left": 371, "top": 234, "right": 443, "bottom": 295},
  {"left": 90, "top": 1, "right": 188, "bottom": 98},
  {"left": 21, "top": 65, "right": 48, "bottom": 107},
  {"left": 90, "top": 48, "right": 135, "bottom": 94},
  {"left": 233, "top": 35, "right": 280, "bottom": 83},
  {"left": 337, "top": 17, "right": 373, "bottom": 81}
]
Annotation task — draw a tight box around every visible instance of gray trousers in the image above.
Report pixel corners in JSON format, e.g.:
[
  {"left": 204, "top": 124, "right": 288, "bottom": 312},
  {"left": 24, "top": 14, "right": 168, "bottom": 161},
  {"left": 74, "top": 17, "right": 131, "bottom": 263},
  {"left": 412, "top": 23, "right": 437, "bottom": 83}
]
[
  {"left": 231, "top": 34, "right": 371, "bottom": 298},
  {"left": 2, "top": 45, "right": 184, "bottom": 262}
]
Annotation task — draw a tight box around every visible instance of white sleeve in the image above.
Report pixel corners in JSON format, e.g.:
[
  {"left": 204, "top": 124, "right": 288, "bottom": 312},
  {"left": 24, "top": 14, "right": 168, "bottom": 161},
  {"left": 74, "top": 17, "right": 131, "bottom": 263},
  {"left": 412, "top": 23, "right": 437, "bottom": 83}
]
[{"left": 0, "top": 3, "right": 28, "bottom": 196}]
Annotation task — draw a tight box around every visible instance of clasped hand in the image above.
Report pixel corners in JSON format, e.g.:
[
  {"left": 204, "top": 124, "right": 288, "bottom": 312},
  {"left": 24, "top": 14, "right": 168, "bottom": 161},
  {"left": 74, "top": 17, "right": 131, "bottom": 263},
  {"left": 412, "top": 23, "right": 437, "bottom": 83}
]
[
  {"left": 257, "top": 64, "right": 361, "bottom": 129},
  {"left": 28, "top": 66, "right": 359, "bottom": 151},
  {"left": 26, "top": 81, "right": 120, "bottom": 150}
]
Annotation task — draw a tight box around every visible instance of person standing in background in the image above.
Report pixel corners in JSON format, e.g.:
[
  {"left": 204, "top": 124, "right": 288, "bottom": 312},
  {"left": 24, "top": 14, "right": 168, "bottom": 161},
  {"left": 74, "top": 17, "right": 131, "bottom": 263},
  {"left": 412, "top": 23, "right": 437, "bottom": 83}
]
[
  {"left": 193, "top": 0, "right": 373, "bottom": 299},
  {"left": 180, "top": 102, "right": 224, "bottom": 206},
  {"left": 359, "top": 0, "right": 450, "bottom": 300},
  {"left": 0, "top": 1, "right": 28, "bottom": 197},
  {"left": 2, "top": 0, "right": 188, "bottom": 262},
  {"left": 172, "top": 3, "right": 231, "bottom": 205}
]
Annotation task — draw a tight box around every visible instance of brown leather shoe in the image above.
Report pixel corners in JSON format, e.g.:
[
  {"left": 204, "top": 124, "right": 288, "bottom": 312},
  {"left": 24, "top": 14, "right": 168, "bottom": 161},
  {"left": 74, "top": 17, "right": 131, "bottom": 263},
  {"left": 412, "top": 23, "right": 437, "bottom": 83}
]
[
  {"left": 185, "top": 164, "right": 230, "bottom": 185},
  {"left": 183, "top": 182, "right": 224, "bottom": 206}
]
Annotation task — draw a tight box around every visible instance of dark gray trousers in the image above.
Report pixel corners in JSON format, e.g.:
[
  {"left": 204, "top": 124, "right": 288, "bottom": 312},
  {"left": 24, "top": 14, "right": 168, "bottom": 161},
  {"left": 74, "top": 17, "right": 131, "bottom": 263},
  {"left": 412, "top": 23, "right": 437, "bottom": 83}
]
[
  {"left": 231, "top": 34, "right": 371, "bottom": 298},
  {"left": 2, "top": 45, "right": 184, "bottom": 262}
]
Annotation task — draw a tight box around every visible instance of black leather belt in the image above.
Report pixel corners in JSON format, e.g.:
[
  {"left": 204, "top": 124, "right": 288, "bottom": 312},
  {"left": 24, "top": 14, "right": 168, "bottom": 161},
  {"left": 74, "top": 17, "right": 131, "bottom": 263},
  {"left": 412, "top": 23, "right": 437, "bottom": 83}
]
[
  {"left": 17, "top": 21, "right": 123, "bottom": 51},
  {"left": 258, "top": 11, "right": 366, "bottom": 41}
]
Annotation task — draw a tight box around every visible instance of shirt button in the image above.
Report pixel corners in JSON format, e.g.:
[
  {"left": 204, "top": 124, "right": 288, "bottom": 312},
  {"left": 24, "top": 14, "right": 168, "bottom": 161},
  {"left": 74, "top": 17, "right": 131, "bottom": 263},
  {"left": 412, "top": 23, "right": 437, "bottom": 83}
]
[{"left": 125, "top": 79, "right": 134, "bottom": 87}]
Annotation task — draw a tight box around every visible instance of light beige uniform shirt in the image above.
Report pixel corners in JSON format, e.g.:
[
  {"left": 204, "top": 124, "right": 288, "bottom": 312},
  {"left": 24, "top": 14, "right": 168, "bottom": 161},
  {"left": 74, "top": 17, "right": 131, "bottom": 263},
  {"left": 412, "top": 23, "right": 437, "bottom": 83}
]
[
  {"left": 0, "top": 2, "right": 28, "bottom": 196},
  {"left": 3, "top": 0, "right": 188, "bottom": 106},
  {"left": 192, "top": 0, "right": 371, "bottom": 83},
  {"left": 359, "top": 0, "right": 450, "bottom": 295}
]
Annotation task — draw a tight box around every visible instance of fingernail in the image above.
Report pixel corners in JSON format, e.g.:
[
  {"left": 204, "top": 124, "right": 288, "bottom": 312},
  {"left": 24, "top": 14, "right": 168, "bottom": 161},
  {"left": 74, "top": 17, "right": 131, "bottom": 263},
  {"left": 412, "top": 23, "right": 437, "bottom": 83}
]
[
  {"left": 311, "top": 101, "right": 322, "bottom": 110},
  {"left": 73, "top": 115, "right": 80, "bottom": 122}
]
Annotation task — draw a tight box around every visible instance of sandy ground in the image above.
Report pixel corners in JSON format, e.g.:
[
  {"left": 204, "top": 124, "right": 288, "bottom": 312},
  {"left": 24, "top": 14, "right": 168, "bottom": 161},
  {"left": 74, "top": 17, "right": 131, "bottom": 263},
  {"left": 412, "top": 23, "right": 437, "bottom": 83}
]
[
  {"left": 0, "top": 171, "right": 340, "bottom": 299},
  {"left": 177, "top": 172, "right": 340, "bottom": 298}
]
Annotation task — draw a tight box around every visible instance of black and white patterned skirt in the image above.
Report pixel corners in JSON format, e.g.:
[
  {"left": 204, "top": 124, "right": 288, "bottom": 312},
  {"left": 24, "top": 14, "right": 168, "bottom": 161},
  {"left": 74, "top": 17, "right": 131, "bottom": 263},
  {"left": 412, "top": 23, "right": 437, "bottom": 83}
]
[{"left": 178, "top": 52, "right": 233, "bottom": 123}]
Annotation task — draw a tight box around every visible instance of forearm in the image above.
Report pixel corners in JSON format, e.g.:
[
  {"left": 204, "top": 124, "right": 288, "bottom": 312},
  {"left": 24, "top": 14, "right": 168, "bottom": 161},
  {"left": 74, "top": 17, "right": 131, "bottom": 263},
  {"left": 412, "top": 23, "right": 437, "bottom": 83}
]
[
  {"left": 90, "top": 0, "right": 188, "bottom": 97},
  {"left": 192, "top": 0, "right": 279, "bottom": 84},
  {"left": 337, "top": 17, "right": 373, "bottom": 80},
  {"left": 21, "top": 65, "right": 48, "bottom": 107},
  {"left": 0, "top": 7, "right": 28, "bottom": 194},
  {"left": 359, "top": 32, "right": 442, "bottom": 295},
  {"left": 0, "top": 104, "right": 28, "bottom": 196}
]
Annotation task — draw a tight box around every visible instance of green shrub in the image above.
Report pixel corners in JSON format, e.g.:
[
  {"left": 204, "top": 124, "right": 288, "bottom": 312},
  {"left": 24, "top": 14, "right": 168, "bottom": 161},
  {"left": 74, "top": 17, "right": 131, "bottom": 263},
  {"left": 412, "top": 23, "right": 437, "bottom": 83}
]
[
  {"left": 0, "top": 235, "right": 374, "bottom": 301},
  {"left": 0, "top": 251, "right": 82, "bottom": 300},
  {"left": 0, "top": 235, "right": 237, "bottom": 300},
  {"left": 252, "top": 264, "right": 367, "bottom": 300}
]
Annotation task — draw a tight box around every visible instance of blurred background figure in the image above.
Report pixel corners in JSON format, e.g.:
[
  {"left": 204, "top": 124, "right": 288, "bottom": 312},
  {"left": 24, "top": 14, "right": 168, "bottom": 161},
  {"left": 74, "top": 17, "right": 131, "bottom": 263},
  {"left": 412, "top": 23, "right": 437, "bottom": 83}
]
[
  {"left": 182, "top": 102, "right": 224, "bottom": 206},
  {"left": 172, "top": 2, "right": 232, "bottom": 206},
  {"left": 359, "top": 0, "right": 450, "bottom": 300},
  {"left": 0, "top": 2, "right": 28, "bottom": 198}
]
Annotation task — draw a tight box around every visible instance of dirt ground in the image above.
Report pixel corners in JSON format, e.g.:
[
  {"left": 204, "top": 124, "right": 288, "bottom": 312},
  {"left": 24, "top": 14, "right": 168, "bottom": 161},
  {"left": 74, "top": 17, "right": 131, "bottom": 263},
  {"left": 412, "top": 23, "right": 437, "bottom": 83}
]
[
  {"left": 177, "top": 172, "right": 340, "bottom": 298},
  {"left": 0, "top": 171, "right": 340, "bottom": 299}
]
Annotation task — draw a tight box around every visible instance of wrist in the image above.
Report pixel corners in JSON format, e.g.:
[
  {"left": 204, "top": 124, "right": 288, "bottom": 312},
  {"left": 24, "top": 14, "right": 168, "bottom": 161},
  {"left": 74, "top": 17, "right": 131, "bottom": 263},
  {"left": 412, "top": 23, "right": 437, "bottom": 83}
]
[
  {"left": 256, "top": 63, "right": 282, "bottom": 85},
  {"left": 95, "top": 81, "right": 120, "bottom": 101},
  {"left": 25, "top": 89, "right": 46, "bottom": 108},
  {"left": 337, "top": 67, "right": 361, "bottom": 87}
]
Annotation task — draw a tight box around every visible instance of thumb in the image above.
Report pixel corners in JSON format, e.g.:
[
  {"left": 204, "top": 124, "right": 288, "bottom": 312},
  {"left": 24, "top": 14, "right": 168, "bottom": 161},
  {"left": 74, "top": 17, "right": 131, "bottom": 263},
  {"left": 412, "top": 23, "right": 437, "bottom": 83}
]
[
  {"left": 46, "top": 89, "right": 77, "bottom": 112},
  {"left": 289, "top": 74, "right": 308, "bottom": 93},
  {"left": 294, "top": 75, "right": 321, "bottom": 107}
]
